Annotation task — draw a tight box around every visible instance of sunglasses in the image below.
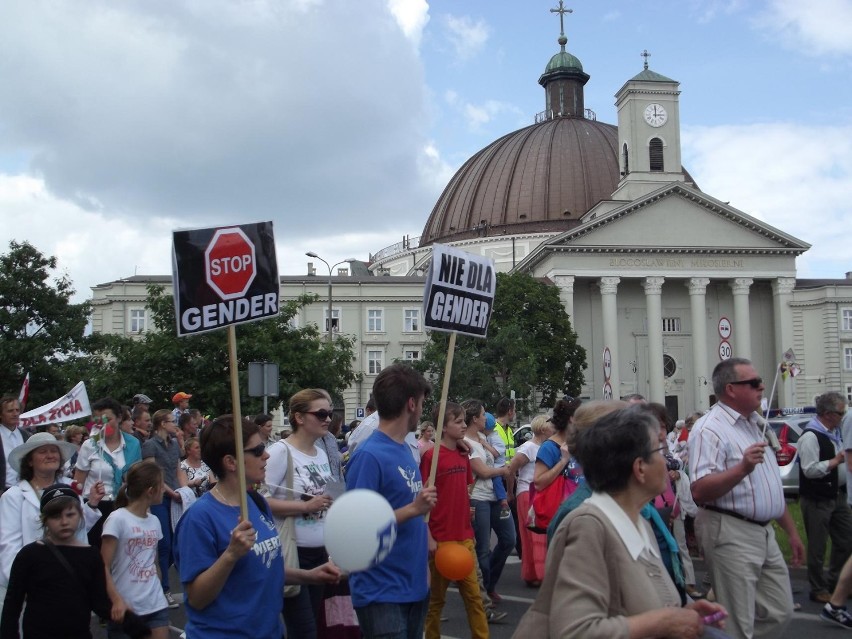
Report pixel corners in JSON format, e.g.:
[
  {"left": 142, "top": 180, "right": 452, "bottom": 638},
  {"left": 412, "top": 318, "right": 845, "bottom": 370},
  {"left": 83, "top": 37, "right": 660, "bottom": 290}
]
[
  {"left": 243, "top": 444, "right": 266, "bottom": 458},
  {"left": 305, "top": 409, "right": 335, "bottom": 421},
  {"left": 729, "top": 377, "right": 763, "bottom": 389}
]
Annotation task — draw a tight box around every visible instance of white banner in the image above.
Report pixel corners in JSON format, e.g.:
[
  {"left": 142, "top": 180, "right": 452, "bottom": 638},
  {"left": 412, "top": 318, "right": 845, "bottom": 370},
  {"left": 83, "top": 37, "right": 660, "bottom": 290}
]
[{"left": 19, "top": 381, "right": 91, "bottom": 429}]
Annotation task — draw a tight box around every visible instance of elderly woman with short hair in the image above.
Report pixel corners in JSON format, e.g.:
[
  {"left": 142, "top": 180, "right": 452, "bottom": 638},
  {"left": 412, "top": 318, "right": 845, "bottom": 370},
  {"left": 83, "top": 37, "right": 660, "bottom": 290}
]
[{"left": 515, "top": 406, "right": 727, "bottom": 639}]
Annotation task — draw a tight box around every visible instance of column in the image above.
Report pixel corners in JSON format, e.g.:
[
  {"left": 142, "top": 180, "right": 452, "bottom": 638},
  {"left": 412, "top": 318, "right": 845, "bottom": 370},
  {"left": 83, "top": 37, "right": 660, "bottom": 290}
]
[
  {"left": 687, "top": 277, "right": 711, "bottom": 411},
  {"left": 599, "top": 277, "right": 620, "bottom": 400},
  {"left": 772, "top": 277, "right": 797, "bottom": 408},
  {"left": 730, "top": 278, "right": 753, "bottom": 359},
  {"left": 552, "top": 275, "right": 576, "bottom": 325},
  {"left": 644, "top": 277, "right": 665, "bottom": 404}
]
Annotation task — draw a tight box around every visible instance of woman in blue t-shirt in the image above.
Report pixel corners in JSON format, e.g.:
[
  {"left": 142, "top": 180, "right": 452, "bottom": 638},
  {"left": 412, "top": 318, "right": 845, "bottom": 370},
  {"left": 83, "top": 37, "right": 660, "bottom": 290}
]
[{"left": 174, "top": 416, "right": 339, "bottom": 639}]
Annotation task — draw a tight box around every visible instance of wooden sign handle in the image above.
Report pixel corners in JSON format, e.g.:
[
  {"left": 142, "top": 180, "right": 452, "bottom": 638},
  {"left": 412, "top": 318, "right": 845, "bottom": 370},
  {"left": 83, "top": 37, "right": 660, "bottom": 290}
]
[{"left": 228, "top": 325, "right": 249, "bottom": 521}]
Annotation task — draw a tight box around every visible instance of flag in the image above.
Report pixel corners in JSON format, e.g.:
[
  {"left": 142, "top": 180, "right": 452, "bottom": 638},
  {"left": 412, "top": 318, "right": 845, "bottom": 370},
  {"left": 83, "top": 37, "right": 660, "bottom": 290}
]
[{"left": 18, "top": 372, "right": 29, "bottom": 410}]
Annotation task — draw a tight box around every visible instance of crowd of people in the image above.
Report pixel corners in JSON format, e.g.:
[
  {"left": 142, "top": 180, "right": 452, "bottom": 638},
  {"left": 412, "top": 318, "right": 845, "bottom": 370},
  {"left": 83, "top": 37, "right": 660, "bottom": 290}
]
[{"left": 2, "top": 356, "right": 852, "bottom": 637}]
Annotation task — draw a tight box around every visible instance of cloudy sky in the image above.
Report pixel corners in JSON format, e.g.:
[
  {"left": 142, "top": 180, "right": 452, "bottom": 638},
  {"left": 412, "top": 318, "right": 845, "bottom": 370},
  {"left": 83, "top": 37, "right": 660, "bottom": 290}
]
[{"left": 1, "top": 0, "right": 850, "bottom": 302}]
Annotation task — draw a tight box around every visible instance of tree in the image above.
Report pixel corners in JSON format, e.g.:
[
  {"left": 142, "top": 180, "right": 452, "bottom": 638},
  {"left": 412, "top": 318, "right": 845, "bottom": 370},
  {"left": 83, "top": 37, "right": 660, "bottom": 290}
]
[
  {"left": 0, "top": 241, "right": 92, "bottom": 407},
  {"left": 87, "top": 285, "right": 360, "bottom": 415},
  {"left": 414, "top": 272, "right": 586, "bottom": 417}
]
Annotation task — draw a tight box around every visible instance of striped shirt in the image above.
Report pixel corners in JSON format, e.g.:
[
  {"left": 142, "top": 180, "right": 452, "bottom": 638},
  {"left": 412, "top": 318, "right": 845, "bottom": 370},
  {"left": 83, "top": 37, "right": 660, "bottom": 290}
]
[{"left": 689, "top": 402, "right": 785, "bottom": 522}]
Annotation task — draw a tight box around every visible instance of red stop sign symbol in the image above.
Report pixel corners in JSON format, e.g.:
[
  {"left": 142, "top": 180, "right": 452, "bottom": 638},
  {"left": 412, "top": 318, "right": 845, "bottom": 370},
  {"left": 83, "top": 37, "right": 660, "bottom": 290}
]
[{"left": 204, "top": 228, "right": 257, "bottom": 300}]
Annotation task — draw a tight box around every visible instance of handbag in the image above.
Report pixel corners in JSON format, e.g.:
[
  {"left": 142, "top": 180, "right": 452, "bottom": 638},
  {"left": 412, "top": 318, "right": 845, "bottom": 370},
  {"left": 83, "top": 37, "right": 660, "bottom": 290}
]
[
  {"left": 260, "top": 442, "right": 302, "bottom": 598},
  {"left": 530, "top": 474, "right": 566, "bottom": 533}
]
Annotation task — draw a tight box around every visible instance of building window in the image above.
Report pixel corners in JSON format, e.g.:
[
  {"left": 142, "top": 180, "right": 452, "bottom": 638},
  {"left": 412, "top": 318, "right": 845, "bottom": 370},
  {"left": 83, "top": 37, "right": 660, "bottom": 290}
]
[
  {"left": 843, "top": 309, "right": 852, "bottom": 331},
  {"left": 846, "top": 385, "right": 852, "bottom": 404},
  {"left": 622, "top": 142, "right": 629, "bottom": 175},
  {"left": 662, "top": 317, "right": 681, "bottom": 333},
  {"left": 367, "top": 309, "right": 384, "bottom": 332},
  {"left": 404, "top": 350, "right": 420, "bottom": 361},
  {"left": 845, "top": 347, "right": 852, "bottom": 370},
  {"left": 367, "top": 350, "right": 383, "bottom": 375},
  {"left": 324, "top": 309, "right": 341, "bottom": 333},
  {"left": 404, "top": 309, "right": 421, "bottom": 332},
  {"left": 129, "top": 309, "right": 146, "bottom": 333},
  {"left": 663, "top": 354, "right": 677, "bottom": 378},
  {"left": 649, "top": 137, "right": 664, "bottom": 171}
]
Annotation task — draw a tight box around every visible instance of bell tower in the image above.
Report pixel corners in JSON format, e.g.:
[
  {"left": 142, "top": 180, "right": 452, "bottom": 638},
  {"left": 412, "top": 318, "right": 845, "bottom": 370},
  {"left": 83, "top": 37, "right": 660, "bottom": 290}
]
[{"left": 611, "top": 50, "right": 684, "bottom": 201}]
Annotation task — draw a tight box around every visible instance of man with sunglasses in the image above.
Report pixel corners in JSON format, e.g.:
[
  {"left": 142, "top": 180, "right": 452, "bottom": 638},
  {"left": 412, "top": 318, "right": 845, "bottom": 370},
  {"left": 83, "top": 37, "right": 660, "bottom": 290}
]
[
  {"left": 797, "top": 392, "right": 852, "bottom": 606},
  {"left": 690, "top": 357, "right": 805, "bottom": 639}
]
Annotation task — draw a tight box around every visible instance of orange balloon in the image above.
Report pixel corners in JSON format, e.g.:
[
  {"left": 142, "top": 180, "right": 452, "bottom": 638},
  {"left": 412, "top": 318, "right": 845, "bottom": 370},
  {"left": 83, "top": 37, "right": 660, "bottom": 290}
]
[{"left": 434, "top": 542, "right": 475, "bottom": 581}]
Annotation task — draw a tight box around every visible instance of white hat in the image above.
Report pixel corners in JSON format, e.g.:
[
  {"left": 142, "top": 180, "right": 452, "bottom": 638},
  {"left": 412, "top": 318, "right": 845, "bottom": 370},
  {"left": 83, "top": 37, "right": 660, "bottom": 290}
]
[{"left": 8, "top": 432, "right": 77, "bottom": 473}]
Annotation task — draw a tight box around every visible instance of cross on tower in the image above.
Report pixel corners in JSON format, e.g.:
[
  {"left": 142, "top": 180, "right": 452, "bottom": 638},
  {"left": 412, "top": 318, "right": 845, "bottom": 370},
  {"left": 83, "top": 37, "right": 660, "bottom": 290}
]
[
  {"left": 550, "top": 0, "right": 573, "bottom": 36},
  {"left": 641, "top": 49, "right": 651, "bottom": 70}
]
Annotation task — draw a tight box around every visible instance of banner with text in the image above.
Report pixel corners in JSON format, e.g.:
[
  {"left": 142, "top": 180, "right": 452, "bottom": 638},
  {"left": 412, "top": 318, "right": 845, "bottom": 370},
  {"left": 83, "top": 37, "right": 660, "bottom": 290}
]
[
  {"left": 172, "top": 222, "right": 280, "bottom": 336},
  {"left": 20, "top": 381, "right": 91, "bottom": 428},
  {"left": 423, "top": 244, "right": 496, "bottom": 338}
]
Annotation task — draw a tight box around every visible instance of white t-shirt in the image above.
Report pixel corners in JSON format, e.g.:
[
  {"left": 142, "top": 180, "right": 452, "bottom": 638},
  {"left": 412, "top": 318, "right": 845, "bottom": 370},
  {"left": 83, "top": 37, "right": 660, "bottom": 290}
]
[
  {"left": 514, "top": 440, "right": 541, "bottom": 495},
  {"left": 102, "top": 507, "right": 168, "bottom": 615},
  {"left": 265, "top": 441, "right": 333, "bottom": 547},
  {"left": 75, "top": 436, "right": 128, "bottom": 498},
  {"left": 466, "top": 436, "right": 497, "bottom": 502},
  {"left": 346, "top": 411, "right": 420, "bottom": 463}
]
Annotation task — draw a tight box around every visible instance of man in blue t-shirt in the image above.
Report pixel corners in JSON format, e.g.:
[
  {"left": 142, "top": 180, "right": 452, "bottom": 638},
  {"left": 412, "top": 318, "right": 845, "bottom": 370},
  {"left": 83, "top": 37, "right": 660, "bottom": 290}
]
[{"left": 346, "top": 363, "right": 438, "bottom": 639}]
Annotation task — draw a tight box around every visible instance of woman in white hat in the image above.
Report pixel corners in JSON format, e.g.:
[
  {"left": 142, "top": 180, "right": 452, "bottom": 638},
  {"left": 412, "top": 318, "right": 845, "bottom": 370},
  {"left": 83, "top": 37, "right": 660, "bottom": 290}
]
[{"left": 0, "top": 432, "right": 105, "bottom": 615}]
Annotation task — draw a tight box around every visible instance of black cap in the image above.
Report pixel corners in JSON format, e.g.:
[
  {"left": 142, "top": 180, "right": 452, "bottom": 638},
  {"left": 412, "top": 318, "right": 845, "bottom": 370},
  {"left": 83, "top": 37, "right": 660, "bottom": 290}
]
[{"left": 40, "top": 484, "right": 79, "bottom": 512}]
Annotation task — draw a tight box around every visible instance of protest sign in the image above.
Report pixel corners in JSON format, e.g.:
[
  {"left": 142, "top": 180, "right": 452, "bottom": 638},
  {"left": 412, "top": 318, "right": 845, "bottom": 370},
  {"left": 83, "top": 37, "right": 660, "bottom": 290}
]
[
  {"left": 20, "top": 381, "right": 91, "bottom": 429},
  {"left": 423, "top": 244, "right": 496, "bottom": 338}
]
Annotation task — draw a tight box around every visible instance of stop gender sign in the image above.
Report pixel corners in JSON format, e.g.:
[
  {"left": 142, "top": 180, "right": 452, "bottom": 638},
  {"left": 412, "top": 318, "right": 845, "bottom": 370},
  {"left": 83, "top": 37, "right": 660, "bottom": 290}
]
[{"left": 172, "top": 222, "right": 280, "bottom": 336}]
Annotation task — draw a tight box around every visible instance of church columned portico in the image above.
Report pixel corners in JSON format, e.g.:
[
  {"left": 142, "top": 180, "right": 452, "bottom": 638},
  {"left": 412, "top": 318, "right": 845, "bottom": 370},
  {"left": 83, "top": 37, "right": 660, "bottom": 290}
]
[
  {"left": 643, "top": 276, "right": 666, "bottom": 403},
  {"left": 687, "top": 277, "right": 711, "bottom": 411},
  {"left": 598, "top": 276, "right": 621, "bottom": 399}
]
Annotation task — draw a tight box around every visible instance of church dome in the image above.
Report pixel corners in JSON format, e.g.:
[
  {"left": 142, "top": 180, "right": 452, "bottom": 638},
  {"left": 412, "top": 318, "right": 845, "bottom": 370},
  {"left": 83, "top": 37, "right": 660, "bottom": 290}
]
[
  {"left": 420, "top": 116, "right": 621, "bottom": 245},
  {"left": 545, "top": 48, "right": 583, "bottom": 73}
]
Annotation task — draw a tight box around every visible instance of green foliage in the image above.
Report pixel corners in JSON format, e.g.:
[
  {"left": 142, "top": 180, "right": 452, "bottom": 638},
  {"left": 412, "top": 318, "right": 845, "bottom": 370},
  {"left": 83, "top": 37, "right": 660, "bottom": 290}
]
[
  {"left": 414, "top": 272, "right": 586, "bottom": 418},
  {"left": 87, "top": 285, "right": 360, "bottom": 415},
  {"left": 0, "top": 241, "right": 92, "bottom": 406}
]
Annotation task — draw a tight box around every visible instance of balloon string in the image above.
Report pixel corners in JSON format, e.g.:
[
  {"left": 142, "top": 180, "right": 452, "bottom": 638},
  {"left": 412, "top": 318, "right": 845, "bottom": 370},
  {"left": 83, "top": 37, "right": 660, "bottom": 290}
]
[{"left": 262, "top": 482, "right": 313, "bottom": 498}]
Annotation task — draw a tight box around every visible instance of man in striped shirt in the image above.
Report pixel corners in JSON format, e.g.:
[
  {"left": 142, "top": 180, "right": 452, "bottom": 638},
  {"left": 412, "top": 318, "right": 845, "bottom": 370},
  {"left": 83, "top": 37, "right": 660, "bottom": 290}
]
[{"left": 690, "top": 357, "right": 805, "bottom": 639}]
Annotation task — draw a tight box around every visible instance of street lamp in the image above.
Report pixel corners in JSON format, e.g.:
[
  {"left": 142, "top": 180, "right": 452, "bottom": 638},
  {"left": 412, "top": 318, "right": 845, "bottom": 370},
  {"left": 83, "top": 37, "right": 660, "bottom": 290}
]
[{"left": 306, "top": 252, "right": 355, "bottom": 343}]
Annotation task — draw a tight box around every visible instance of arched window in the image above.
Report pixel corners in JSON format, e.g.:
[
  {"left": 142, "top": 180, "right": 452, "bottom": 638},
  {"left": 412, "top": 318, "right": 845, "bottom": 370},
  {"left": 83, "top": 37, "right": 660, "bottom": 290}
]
[
  {"left": 649, "top": 137, "right": 664, "bottom": 171},
  {"left": 622, "top": 142, "right": 629, "bottom": 175}
]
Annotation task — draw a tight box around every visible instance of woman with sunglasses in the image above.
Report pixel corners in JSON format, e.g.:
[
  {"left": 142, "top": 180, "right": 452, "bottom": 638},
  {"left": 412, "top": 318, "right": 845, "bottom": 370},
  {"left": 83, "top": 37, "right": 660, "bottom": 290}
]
[
  {"left": 174, "top": 415, "right": 339, "bottom": 639},
  {"left": 265, "top": 389, "right": 338, "bottom": 639}
]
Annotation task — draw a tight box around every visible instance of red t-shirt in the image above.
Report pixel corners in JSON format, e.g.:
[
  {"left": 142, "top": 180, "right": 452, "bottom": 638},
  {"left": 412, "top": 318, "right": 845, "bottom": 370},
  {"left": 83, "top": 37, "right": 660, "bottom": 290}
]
[
  {"left": 678, "top": 427, "right": 690, "bottom": 443},
  {"left": 419, "top": 445, "right": 475, "bottom": 542}
]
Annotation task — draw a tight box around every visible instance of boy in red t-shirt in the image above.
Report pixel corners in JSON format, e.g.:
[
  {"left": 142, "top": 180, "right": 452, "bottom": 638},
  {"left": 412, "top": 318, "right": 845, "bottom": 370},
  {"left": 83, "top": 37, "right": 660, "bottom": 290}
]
[{"left": 420, "top": 402, "right": 489, "bottom": 639}]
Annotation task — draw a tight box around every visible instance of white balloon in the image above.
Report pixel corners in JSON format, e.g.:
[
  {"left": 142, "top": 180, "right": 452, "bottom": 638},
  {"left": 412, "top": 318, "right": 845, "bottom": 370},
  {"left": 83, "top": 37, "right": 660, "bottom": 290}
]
[{"left": 324, "top": 489, "right": 397, "bottom": 572}]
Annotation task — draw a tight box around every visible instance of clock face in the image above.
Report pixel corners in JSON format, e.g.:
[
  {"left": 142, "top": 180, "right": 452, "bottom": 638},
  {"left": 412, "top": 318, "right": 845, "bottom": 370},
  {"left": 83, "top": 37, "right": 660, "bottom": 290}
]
[{"left": 644, "top": 103, "right": 668, "bottom": 127}]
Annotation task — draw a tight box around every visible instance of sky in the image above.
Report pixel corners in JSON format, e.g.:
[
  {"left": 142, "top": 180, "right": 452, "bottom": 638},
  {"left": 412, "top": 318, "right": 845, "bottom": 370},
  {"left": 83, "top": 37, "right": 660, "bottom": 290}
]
[{"left": 1, "top": 0, "right": 851, "bottom": 303}]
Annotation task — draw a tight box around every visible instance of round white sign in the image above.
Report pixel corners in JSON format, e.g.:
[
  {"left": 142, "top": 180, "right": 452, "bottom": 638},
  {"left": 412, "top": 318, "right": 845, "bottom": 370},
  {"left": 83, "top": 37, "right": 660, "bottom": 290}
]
[
  {"left": 603, "top": 347, "right": 612, "bottom": 381},
  {"left": 718, "top": 340, "right": 732, "bottom": 361},
  {"left": 718, "top": 317, "right": 732, "bottom": 339},
  {"left": 603, "top": 382, "right": 613, "bottom": 400}
]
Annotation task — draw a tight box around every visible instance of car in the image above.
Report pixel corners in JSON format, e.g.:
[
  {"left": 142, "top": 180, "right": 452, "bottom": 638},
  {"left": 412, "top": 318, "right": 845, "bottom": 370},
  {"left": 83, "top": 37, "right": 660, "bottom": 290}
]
[
  {"left": 765, "top": 408, "right": 814, "bottom": 497},
  {"left": 513, "top": 424, "right": 532, "bottom": 448}
]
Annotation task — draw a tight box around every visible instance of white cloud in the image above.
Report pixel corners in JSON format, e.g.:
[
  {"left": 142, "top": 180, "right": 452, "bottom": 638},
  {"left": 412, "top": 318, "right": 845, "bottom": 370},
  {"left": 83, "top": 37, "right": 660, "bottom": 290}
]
[
  {"left": 683, "top": 122, "right": 852, "bottom": 278},
  {"left": 760, "top": 0, "right": 852, "bottom": 56},
  {"left": 387, "top": 0, "right": 430, "bottom": 47},
  {"left": 461, "top": 100, "right": 523, "bottom": 131},
  {"left": 0, "top": 0, "right": 452, "bottom": 300},
  {"left": 443, "top": 14, "right": 489, "bottom": 60}
]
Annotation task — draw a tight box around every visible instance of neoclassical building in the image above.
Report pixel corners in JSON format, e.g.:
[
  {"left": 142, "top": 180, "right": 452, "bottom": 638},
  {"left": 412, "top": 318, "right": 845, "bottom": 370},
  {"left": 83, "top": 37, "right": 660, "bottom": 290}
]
[{"left": 91, "top": 23, "right": 852, "bottom": 421}]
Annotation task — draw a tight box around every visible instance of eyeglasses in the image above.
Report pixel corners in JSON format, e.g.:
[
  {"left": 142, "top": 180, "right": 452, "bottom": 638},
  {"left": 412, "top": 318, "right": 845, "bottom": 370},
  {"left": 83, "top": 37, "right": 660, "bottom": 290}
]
[
  {"left": 646, "top": 445, "right": 668, "bottom": 458},
  {"left": 243, "top": 444, "right": 266, "bottom": 458},
  {"left": 829, "top": 410, "right": 847, "bottom": 418},
  {"left": 305, "top": 409, "right": 335, "bottom": 421},
  {"left": 729, "top": 377, "right": 763, "bottom": 389}
]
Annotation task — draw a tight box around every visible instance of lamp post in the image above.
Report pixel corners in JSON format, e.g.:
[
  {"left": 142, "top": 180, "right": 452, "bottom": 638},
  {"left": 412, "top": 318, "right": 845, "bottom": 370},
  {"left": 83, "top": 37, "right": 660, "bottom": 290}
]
[{"left": 306, "top": 252, "right": 354, "bottom": 344}]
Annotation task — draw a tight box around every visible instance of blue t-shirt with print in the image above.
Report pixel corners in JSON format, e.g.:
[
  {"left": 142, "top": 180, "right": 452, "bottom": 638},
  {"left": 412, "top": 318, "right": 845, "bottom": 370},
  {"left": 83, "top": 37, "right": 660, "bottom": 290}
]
[
  {"left": 537, "top": 439, "right": 584, "bottom": 486},
  {"left": 345, "top": 430, "right": 428, "bottom": 608},
  {"left": 174, "top": 492, "right": 284, "bottom": 639}
]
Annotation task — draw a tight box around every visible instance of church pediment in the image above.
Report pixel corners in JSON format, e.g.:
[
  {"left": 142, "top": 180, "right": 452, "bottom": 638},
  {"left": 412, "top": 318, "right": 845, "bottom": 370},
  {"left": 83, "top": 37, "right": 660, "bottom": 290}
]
[{"left": 515, "top": 182, "right": 810, "bottom": 271}]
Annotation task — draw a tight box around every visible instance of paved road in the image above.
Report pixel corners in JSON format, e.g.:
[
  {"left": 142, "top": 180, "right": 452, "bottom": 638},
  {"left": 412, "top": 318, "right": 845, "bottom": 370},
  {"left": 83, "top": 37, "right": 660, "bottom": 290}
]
[{"left": 89, "top": 556, "right": 843, "bottom": 638}]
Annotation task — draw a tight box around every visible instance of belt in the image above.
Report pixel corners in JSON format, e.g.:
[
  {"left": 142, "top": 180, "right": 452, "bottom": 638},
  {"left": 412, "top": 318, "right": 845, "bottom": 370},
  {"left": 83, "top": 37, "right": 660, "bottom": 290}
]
[{"left": 701, "top": 505, "right": 770, "bottom": 527}]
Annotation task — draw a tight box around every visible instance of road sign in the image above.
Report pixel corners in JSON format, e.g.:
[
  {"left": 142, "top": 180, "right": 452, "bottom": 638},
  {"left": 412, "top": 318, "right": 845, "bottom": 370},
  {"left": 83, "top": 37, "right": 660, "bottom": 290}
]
[
  {"left": 603, "top": 347, "right": 612, "bottom": 381},
  {"left": 719, "top": 340, "right": 732, "bottom": 361},
  {"left": 718, "top": 317, "right": 732, "bottom": 339},
  {"left": 205, "top": 227, "right": 257, "bottom": 300},
  {"left": 356, "top": 407, "right": 365, "bottom": 419},
  {"left": 172, "top": 222, "right": 279, "bottom": 336},
  {"left": 602, "top": 381, "right": 613, "bottom": 400}
]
